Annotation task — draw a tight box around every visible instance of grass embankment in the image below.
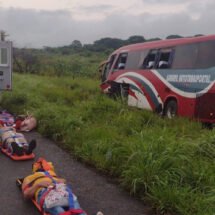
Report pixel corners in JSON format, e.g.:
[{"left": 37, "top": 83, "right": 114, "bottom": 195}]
[{"left": 2, "top": 73, "right": 215, "bottom": 215}]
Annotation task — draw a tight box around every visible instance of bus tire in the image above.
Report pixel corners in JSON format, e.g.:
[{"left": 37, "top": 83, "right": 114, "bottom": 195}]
[{"left": 164, "top": 100, "right": 177, "bottom": 119}]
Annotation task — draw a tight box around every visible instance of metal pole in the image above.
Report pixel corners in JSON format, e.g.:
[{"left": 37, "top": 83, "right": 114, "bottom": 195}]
[{"left": 0, "top": 31, "right": 8, "bottom": 41}]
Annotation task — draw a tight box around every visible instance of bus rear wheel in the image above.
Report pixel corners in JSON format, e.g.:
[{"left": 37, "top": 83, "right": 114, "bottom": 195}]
[{"left": 164, "top": 100, "right": 177, "bottom": 119}]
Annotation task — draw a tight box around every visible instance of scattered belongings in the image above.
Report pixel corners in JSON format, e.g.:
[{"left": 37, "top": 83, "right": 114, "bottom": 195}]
[
  {"left": 0, "top": 110, "right": 37, "bottom": 132},
  {"left": 16, "top": 114, "right": 37, "bottom": 132},
  {"left": 0, "top": 110, "right": 15, "bottom": 127}
]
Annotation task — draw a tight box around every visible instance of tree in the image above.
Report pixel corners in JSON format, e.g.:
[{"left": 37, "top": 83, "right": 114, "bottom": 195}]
[
  {"left": 70, "top": 40, "right": 82, "bottom": 51},
  {"left": 125, "top": 35, "right": 145, "bottom": 44},
  {"left": 166, "top": 35, "right": 183, "bottom": 39},
  {"left": 93, "top": 37, "right": 124, "bottom": 51},
  {"left": 194, "top": 34, "right": 204, "bottom": 37},
  {"left": 13, "top": 48, "right": 40, "bottom": 74},
  {"left": 146, "top": 37, "right": 161, "bottom": 42}
]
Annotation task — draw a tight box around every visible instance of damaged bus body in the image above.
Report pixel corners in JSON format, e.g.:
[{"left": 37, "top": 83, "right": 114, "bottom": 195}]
[{"left": 100, "top": 35, "right": 215, "bottom": 125}]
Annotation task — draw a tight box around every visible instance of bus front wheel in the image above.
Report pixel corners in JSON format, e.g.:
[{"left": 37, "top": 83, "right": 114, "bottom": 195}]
[{"left": 164, "top": 100, "right": 177, "bottom": 119}]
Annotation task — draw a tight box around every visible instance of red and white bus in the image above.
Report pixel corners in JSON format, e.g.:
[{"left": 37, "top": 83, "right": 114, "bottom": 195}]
[{"left": 100, "top": 35, "right": 215, "bottom": 124}]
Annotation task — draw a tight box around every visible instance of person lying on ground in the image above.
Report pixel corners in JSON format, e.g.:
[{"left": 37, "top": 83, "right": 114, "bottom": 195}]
[
  {"left": 0, "top": 126, "right": 36, "bottom": 156},
  {"left": 22, "top": 158, "right": 87, "bottom": 215}
]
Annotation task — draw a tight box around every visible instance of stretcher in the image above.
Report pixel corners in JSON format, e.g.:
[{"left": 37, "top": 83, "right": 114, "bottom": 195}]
[
  {"left": 1, "top": 147, "right": 35, "bottom": 160},
  {"left": 16, "top": 178, "right": 87, "bottom": 215}
]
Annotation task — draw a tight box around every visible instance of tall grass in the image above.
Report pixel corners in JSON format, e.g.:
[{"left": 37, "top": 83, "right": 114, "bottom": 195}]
[
  {"left": 2, "top": 73, "right": 215, "bottom": 215},
  {"left": 37, "top": 52, "right": 106, "bottom": 78}
]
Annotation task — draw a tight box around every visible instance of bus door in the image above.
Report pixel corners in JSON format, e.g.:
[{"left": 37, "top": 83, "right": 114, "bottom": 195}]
[
  {"left": 103, "top": 54, "right": 117, "bottom": 82},
  {"left": 0, "top": 41, "right": 12, "bottom": 90},
  {"left": 142, "top": 48, "right": 175, "bottom": 111}
]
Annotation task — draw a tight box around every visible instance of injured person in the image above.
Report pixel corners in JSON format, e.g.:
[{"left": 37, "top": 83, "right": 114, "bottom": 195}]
[
  {"left": 0, "top": 126, "right": 36, "bottom": 156},
  {"left": 21, "top": 158, "right": 87, "bottom": 215}
]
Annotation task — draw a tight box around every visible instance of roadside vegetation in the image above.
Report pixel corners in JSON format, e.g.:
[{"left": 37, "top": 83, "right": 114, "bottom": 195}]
[
  {"left": 2, "top": 34, "right": 214, "bottom": 215},
  {"left": 2, "top": 72, "right": 215, "bottom": 215}
]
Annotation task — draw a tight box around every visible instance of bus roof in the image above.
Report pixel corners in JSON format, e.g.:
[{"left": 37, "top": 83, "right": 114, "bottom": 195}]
[{"left": 113, "top": 34, "right": 215, "bottom": 54}]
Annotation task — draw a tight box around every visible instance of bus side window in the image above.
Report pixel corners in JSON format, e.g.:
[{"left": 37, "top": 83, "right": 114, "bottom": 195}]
[
  {"left": 172, "top": 44, "right": 198, "bottom": 69},
  {"left": 142, "top": 50, "right": 158, "bottom": 69},
  {"left": 195, "top": 40, "right": 215, "bottom": 69},
  {"left": 114, "top": 53, "right": 128, "bottom": 71},
  {"left": 125, "top": 51, "right": 142, "bottom": 70},
  {"left": 138, "top": 50, "right": 149, "bottom": 69},
  {"left": 156, "top": 48, "right": 174, "bottom": 69}
]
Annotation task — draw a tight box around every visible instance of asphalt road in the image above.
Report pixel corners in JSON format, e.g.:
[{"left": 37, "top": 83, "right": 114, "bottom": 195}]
[{"left": 0, "top": 131, "right": 153, "bottom": 215}]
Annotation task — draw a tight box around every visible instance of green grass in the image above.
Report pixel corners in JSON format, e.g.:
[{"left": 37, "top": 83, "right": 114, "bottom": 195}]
[
  {"left": 36, "top": 52, "right": 106, "bottom": 77},
  {"left": 2, "top": 73, "right": 215, "bottom": 215}
]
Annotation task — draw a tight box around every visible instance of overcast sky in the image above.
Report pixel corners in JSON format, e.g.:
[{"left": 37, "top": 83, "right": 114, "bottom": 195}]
[{"left": 0, "top": 0, "right": 214, "bottom": 48}]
